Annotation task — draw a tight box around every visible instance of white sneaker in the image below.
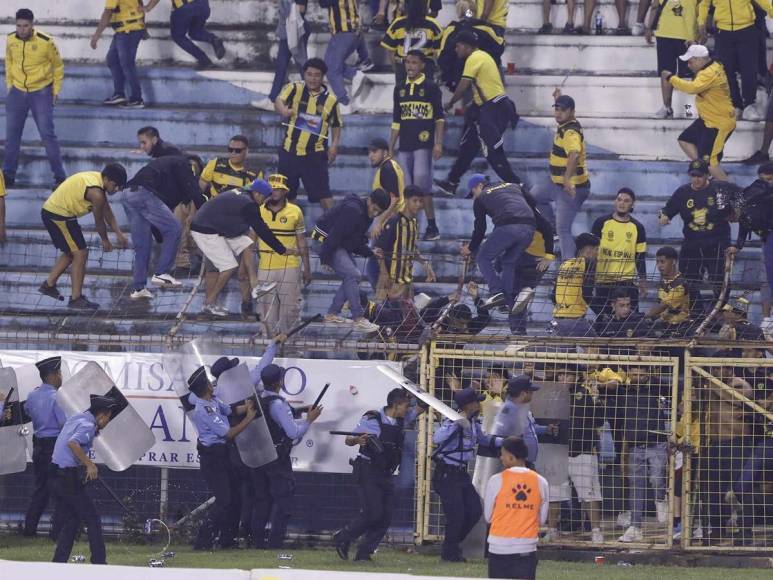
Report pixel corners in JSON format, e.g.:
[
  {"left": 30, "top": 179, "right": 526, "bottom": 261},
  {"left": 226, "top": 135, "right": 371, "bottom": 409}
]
[
  {"left": 152, "top": 273, "right": 182, "bottom": 287},
  {"left": 618, "top": 526, "right": 642, "bottom": 543},
  {"left": 251, "top": 281, "right": 278, "bottom": 299},
  {"left": 324, "top": 314, "right": 350, "bottom": 324},
  {"left": 656, "top": 500, "right": 669, "bottom": 524},
  {"left": 339, "top": 103, "right": 356, "bottom": 115},
  {"left": 541, "top": 527, "right": 559, "bottom": 543},
  {"left": 129, "top": 288, "right": 153, "bottom": 300},
  {"left": 761, "top": 316, "right": 773, "bottom": 340},
  {"left": 692, "top": 523, "right": 704, "bottom": 540},
  {"left": 591, "top": 528, "right": 604, "bottom": 544},
  {"left": 250, "top": 97, "right": 275, "bottom": 111},
  {"left": 511, "top": 287, "right": 535, "bottom": 314},
  {"left": 352, "top": 317, "right": 380, "bottom": 332},
  {"left": 203, "top": 304, "right": 229, "bottom": 317},
  {"left": 654, "top": 106, "right": 674, "bottom": 119},
  {"left": 742, "top": 104, "right": 763, "bottom": 121},
  {"left": 632, "top": 22, "right": 644, "bottom": 35},
  {"left": 616, "top": 510, "right": 631, "bottom": 528},
  {"left": 351, "top": 70, "right": 366, "bottom": 99}
]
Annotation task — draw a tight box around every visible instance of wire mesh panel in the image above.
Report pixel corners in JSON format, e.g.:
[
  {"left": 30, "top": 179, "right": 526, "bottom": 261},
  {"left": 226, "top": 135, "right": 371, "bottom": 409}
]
[{"left": 419, "top": 343, "right": 679, "bottom": 550}]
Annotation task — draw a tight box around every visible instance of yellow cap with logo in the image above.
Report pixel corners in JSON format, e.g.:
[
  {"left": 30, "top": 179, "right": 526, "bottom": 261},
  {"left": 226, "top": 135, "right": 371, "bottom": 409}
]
[{"left": 268, "top": 174, "right": 289, "bottom": 191}]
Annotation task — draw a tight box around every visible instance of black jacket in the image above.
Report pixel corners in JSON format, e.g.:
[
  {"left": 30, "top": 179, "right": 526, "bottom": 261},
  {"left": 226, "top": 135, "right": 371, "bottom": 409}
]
[
  {"left": 313, "top": 194, "right": 373, "bottom": 266},
  {"left": 469, "top": 182, "right": 537, "bottom": 252},
  {"left": 150, "top": 139, "right": 183, "bottom": 158},
  {"left": 127, "top": 155, "right": 206, "bottom": 210}
]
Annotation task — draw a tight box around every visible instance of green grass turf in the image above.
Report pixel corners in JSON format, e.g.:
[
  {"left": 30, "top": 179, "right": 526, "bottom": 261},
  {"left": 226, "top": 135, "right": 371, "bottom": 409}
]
[{"left": 0, "top": 537, "right": 771, "bottom": 579}]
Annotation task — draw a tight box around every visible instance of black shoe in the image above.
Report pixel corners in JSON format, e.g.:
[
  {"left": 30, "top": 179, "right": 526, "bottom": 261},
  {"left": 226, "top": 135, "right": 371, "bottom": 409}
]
[
  {"left": 480, "top": 293, "right": 506, "bottom": 310},
  {"left": 68, "top": 296, "right": 99, "bottom": 310},
  {"left": 103, "top": 94, "right": 127, "bottom": 106},
  {"left": 333, "top": 530, "right": 350, "bottom": 560},
  {"left": 441, "top": 555, "right": 467, "bottom": 563},
  {"left": 4, "top": 176, "right": 15, "bottom": 188},
  {"left": 615, "top": 26, "right": 632, "bottom": 35},
  {"left": 353, "top": 553, "right": 372, "bottom": 561},
  {"left": 39, "top": 282, "right": 64, "bottom": 301},
  {"left": 562, "top": 24, "right": 575, "bottom": 34},
  {"left": 537, "top": 23, "right": 553, "bottom": 34},
  {"left": 741, "top": 150, "right": 770, "bottom": 165},
  {"left": 212, "top": 36, "right": 226, "bottom": 60},
  {"left": 120, "top": 99, "right": 145, "bottom": 109},
  {"left": 195, "top": 59, "right": 216, "bottom": 71},
  {"left": 434, "top": 179, "right": 458, "bottom": 197},
  {"left": 423, "top": 224, "right": 440, "bottom": 241},
  {"left": 241, "top": 300, "right": 253, "bottom": 319}
]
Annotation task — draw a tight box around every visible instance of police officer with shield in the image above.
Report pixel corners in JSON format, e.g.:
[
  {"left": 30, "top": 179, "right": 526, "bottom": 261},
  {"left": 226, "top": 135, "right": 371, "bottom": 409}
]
[
  {"left": 23, "top": 356, "right": 67, "bottom": 538},
  {"left": 188, "top": 367, "right": 257, "bottom": 550},
  {"left": 432, "top": 387, "right": 501, "bottom": 562},
  {"left": 50, "top": 394, "right": 118, "bottom": 564},
  {"left": 334, "top": 388, "right": 425, "bottom": 562},
  {"left": 251, "top": 363, "right": 322, "bottom": 549}
]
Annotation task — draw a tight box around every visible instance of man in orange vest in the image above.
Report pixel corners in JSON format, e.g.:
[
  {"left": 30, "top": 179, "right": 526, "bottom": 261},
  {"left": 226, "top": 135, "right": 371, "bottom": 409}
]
[{"left": 484, "top": 436, "right": 549, "bottom": 580}]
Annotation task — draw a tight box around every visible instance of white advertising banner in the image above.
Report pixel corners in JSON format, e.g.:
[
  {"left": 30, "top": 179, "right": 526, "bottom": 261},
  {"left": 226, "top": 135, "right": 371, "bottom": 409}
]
[{"left": 0, "top": 350, "right": 401, "bottom": 473}]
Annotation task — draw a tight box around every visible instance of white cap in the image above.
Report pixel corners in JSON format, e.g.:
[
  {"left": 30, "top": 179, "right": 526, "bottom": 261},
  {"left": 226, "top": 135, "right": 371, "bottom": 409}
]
[
  {"left": 413, "top": 293, "right": 432, "bottom": 312},
  {"left": 679, "top": 44, "right": 709, "bottom": 61}
]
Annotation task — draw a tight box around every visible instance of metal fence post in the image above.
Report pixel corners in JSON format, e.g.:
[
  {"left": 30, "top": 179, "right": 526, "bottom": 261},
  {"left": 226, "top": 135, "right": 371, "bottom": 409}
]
[{"left": 159, "top": 467, "right": 169, "bottom": 520}]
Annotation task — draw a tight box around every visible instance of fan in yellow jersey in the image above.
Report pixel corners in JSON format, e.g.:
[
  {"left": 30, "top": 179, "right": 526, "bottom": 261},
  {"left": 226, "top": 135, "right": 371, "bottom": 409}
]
[
  {"left": 255, "top": 174, "right": 312, "bottom": 337},
  {"left": 91, "top": 0, "right": 147, "bottom": 108},
  {"left": 39, "top": 165, "right": 129, "bottom": 310},
  {"left": 551, "top": 233, "right": 599, "bottom": 337},
  {"left": 199, "top": 135, "right": 262, "bottom": 199},
  {"left": 380, "top": 0, "right": 443, "bottom": 84},
  {"left": 645, "top": 246, "right": 696, "bottom": 336},
  {"left": 367, "top": 138, "right": 406, "bottom": 239},
  {"left": 275, "top": 58, "right": 342, "bottom": 212},
  {"left": 663, "top": 44, "right": 736, "bottom": 181},
  {"left": 0, "top": 170, "right": 6, "bottom": 244},
  {"left": 476, "top": 0, "right": 508, "bottom": 38}
]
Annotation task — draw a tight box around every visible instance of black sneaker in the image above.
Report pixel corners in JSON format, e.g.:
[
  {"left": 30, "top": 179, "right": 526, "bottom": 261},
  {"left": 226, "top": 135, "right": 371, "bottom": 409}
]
[
  {"left": 195, "top": 59, "right": 216, "bottom": 71},
  {"left": 212, "top": 36, "right": 226, "bottom": 60},
  {"left": 333, "top": 530, "right": 350, "bottom": 561},
  {"left": 480, "top": 293, "right": 506, "bottom": 310},
  {"left": 121, "top": 99, "right": 145, "bottom": 109},
  {"left": 103, "top": 94, "right": 126, "bottom": 106},
  {"left": 68, "top": 296, "right": 99, "bottom": 310},
  {"left": 441, "top": 555, "right": 467, "bottom": 563},
  {"left": 537, "top": 23, "right": 553, "bottom": 34},
  {"left": 434, "top": 179, "right": 458, "bottom": 197},
  {"left": 741, "top": 150, "right": 770, "bottom": 165},
  {"left": 353, "top": 553, "right": 372, "bottom": 562},
  {"left": 4, "top": 176, "right": 15, "bottom": 188},
  {"left": 241, "top": 300, "right": 253, "bottom": 319},
  {"left": 423, "top": 224, "right": 440, "bottom": 241},
  {"left": 38, "top": 282, "right": 64, "bottom": 301},
  {"left": 562, "top": 24, "right": 575, "bottom": 34}
]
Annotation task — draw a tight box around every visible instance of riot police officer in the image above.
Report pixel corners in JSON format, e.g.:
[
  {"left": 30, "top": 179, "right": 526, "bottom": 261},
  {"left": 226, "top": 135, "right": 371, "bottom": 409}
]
[
  {"left": 432, "top": 387, "right": 501, "bottom": 562},
  {"left": 251, "top": 363, "right": 322, "bottom": 549},
  {"left": 188, "top": 366, "right": 257, "bottom": 550},
  {"left": 334, "top": 388, "right": 424, "bottom": 562},
  {"left": 50, "top": 395, "right": 118, "bottom": 564},
  {"left": 23, "top": 356, "right": 66, "bottom": 537}
]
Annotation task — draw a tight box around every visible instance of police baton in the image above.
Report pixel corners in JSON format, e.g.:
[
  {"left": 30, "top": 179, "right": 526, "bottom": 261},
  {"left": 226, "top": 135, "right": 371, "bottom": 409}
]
[
  {"left": 329, "top": 431, "right": 385, "bottom": 453},
  {"left": 285, "top": 314, "right": 323, "bottom": 339},
  {"left": 312, "top": 383, "right": 330, "bottom": 409}
]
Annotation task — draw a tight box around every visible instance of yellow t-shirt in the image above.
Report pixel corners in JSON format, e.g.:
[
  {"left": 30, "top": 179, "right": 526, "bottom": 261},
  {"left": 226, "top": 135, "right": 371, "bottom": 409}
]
[
  {"left": 476, "top": 0, "right": 508, "bottom": 28},
  {"left": 372, "top": 157, "right": 406, "bottom": 212},
  {"left": 0, "top": 170, "right": 6, "bottom": 198},
  {"left": 461, "top": 49, "right": 505, "bottom": 106},
  {"left": 654, "top": 0, "right": 698, "bottom": 41},
  {"left": 105, "top": 0, "right": 145, "bottom": 33},
  {"left": 258, "top": 201, "right": 305, "bottom": 270},
  {"left": 670, "top": 61, "right": 736, "bottom": 131},
  {"left": 658, "top": 273, "right": 691, "bottom": 324},
  {"left": 553, "top": 257, "right": 591, "bottom": 319},
  {"left": 549, "top": 120, "right": 589, "bottom": 187},
  {"left": 591, "top": 215, "right": 647, "bottom": 284},
  {"left": 200, "top": 157, "right": 261, "bottom": 199},
  {"left": 42, "top": 171, "right": 103, "bottom": 218}
]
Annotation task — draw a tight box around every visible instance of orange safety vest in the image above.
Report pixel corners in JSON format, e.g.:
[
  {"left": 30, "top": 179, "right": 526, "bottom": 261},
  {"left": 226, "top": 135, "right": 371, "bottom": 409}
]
[{"left": 490, "top": 469, "right": 542, "bottom": 540}]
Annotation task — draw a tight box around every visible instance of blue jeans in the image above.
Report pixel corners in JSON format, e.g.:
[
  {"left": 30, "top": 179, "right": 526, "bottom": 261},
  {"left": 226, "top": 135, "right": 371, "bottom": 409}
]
[
  {"left": 763, "top": 234, "right": 773, "bottom": 298},
  {"left": 3, "top": 85, "right": 66, "bottom": 182},
  {"left": 324, "top": 246, "right": 364, "bottom": 319},
  {"left": 269, "top": 23, "right": 310, "bottom": 101},
  {"left": 532, "top": 179, "right": 590, "bottom": 261},
  {"left": 122, "top": 187, "right": 182, "bottom": 290},
  {"left": 106, "top": 30, "right": 144, "bottom": 101},
  {"left": 365, "top": 256, "right": 380, "bottom": 292},
  {"left": 397, "top": 148, "right": 433, "bottom": 194},
  {"left": 629, "top": 442, "right": 668, "bottom": 527},
  {"left": 170, "top": 0, "right": 216, "bottom": 64},
  {"left": 324, "top": 31, "right": 359, "bottom": 105},
  {"left": 476, "top": 223, "right": 535, "bottom": 303}
]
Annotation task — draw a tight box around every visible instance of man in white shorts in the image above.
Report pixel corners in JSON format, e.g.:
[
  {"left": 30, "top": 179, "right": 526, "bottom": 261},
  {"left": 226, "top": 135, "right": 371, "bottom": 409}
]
[{"left": 190, "top": 179, "right": 294, "bottom": 317}]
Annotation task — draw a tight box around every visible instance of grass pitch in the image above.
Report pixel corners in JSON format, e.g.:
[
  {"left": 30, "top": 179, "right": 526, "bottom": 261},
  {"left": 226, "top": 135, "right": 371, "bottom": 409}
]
[{"left": 0, "top": 536, "right": 771, "bottom": 579}]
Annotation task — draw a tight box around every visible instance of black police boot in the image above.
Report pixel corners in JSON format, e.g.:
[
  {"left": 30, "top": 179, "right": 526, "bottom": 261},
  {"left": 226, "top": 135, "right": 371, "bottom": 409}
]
[{"left": 333, "top": 530, "right": 350, "bottom": 560}]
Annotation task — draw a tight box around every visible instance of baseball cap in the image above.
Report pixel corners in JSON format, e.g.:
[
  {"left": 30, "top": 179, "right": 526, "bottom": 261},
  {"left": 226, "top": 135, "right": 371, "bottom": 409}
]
[
  {"left": 250, "top": 178, "right": 272, "bottom": 196},
  {"left": 553, "top": 94, "right": 576, "bottom": 110},
  {"left": 466, "top": 173, "right": 489, "bottom": 198},
  {"left": 506, "top": 374, "right": 540, "bottom": 396},
  {"left": 211, "top": 356, "right": 239, "bottom": 379},
  {"left": 260, "top": 363, "right": 284, "bottom": 386},
  {"left": 453, "top": 387, "right": 485, "bottom": 408},
  {"left": 688, "top": 159, "right": 709, "bottom": 176},
  {"left": 89, "top": 394, "right": 118, "bottom": 413},
  {"left": 268, "top": 174, "right": 290, "bottom": 191},
  {"left": 367, "top": 137, "right": 390, "bottom": 151},
  {"left": 679, "top": 44, "right": 709, "bottom": 61}
]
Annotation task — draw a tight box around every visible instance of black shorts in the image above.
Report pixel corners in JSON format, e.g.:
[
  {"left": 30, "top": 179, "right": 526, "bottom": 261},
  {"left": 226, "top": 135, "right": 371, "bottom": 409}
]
[
  {"left": 42, "top": 209, "right": 86, "bottom": 254},
  {"left": 277, "top": 148, "right": 332, "bottom": 203},
  {"left": 678, "top": 118, "right": 734, "bottom": 165},
  {"left": 656, "top": 37, "right": 691, "bottom": 77}
]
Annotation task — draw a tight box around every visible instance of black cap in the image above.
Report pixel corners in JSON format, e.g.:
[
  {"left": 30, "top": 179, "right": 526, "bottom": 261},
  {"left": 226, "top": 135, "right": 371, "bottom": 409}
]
[
  {"left": 553, "top": 95, "right": 576, "bottom": 110},
  {"left": 260, "top": 364, "right": 284, "bottom": 386},
  {"left": 455, "top": 30, "right": 478, "bottom": 47},
  {"left": 449, "top": 303, "right": 472, "bottom": 321},
  {"left": 187, "top": 366, "right": 211, "bottom": 395},
  {"left": 89, "top": 394, "right": 118, "bottom": 413},
  {"left": 574, "top": 232, "right": 600, "bottom": 253},
  {"left": 506, "top": 374, "right": 540, "bottom": 396},
  {"left": 453, "top": 387, "right": 485, "bottom": 408},
  {"left": 36, "top": 356, "right": 62, "bottom": 376},
  {"left": 211, "top": 357, "right": 239, "bottom": 379},
  {"left": 688, "top": 159, "right": 709, "bottom": 176},
  {"left": 367, "top": 137, "right": 390, "bottom": 151}
]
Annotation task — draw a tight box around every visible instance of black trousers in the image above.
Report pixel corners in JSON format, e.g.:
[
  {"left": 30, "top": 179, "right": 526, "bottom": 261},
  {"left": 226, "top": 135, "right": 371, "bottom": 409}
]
[
  {"left": 24, "top": 436, "right": 60, "bottom": 537},
  {"left": 432, "top": 465, "right": 482, "bottom": 560},
  {"left": 227, "top": 442, "right": 254, "bottom": 540},
  {"left": 699, "top": 437, "right": 752, "bottom": 537},
  {"left": 250, "top": 455, "right": 295, "bottom": 548},
  {"left": 448, "top": 99, "right": 520, "bottom": 185},
  {"left": 715, "top": 26, "right": 759, "bottom": 109},
  {"left": 679, "top": 237, "right": 728, "bottom": 300},
  {"left": 488, "top": 551, "right": 538, "bottom": 580},
  {"left": 50, "top": 467, "right": 106, "bottom": 564},
  {"left": 337, "top": 459, "right": 395, "bottom": 558},
  {"left": 195, "top": 443, "right": 238, "bottom": 549}
]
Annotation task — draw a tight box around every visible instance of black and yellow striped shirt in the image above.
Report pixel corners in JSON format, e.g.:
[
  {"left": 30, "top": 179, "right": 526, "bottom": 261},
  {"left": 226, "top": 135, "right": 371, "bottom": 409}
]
[
  {"left": 549, "top": 120, "right": 589, "bottom": 187},
  {"left": 372, "top": 156, "right": 406, "bottom": 212},
  {"left": 328, "top": 0, "right": 360, "bottom": 34},
  {"left": 376, "top": 213, "right": 419, "bottom": 285},
  {"left": 279, "top": 81, "right": 342, "bottom": 156},
  {"left": 200, "top": 157, "right": 261, "bottom": 199},
  {"left": 380, "top": 15, "right": 443, "bottom": 60}
]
